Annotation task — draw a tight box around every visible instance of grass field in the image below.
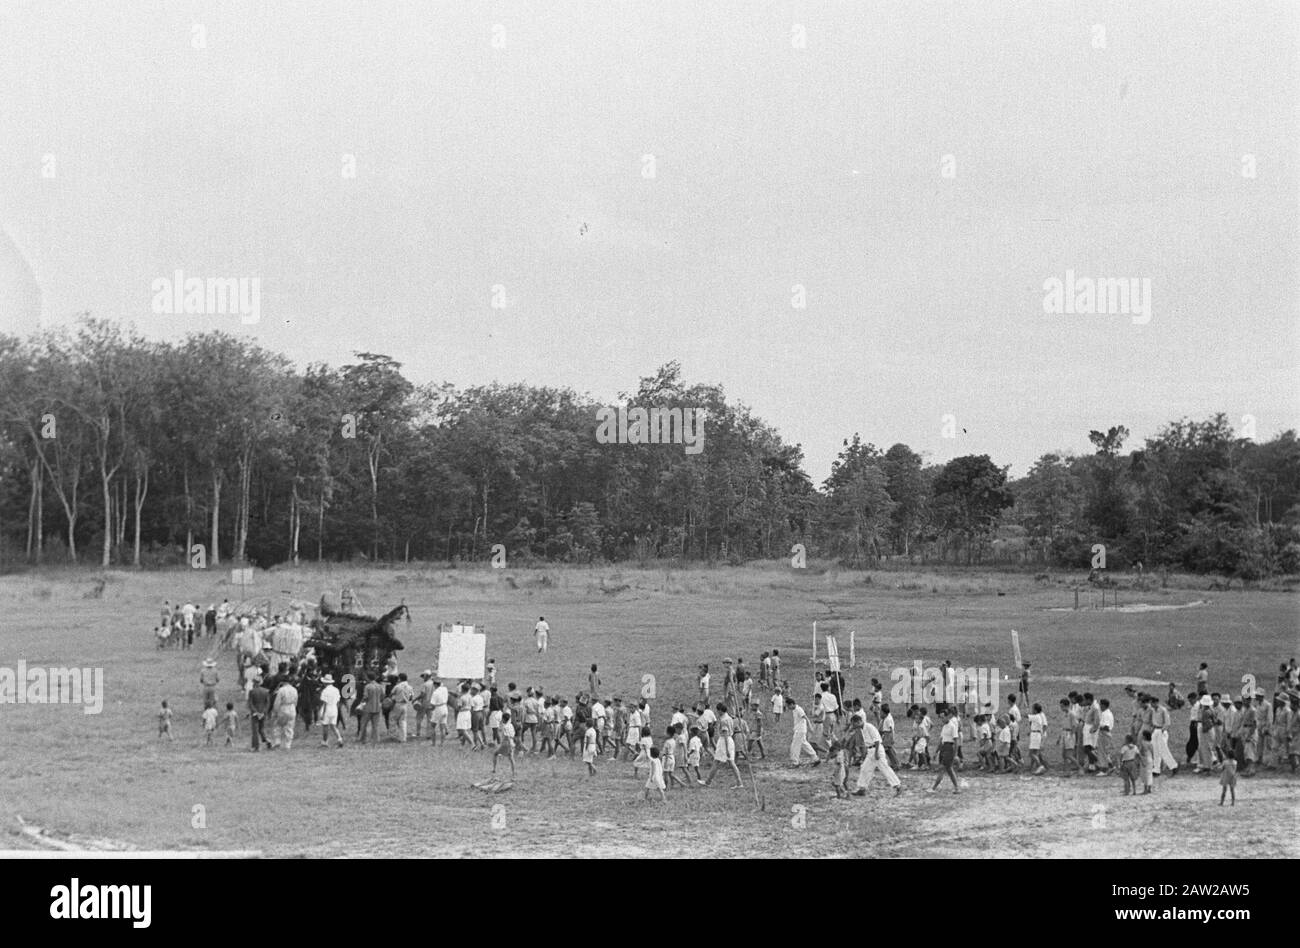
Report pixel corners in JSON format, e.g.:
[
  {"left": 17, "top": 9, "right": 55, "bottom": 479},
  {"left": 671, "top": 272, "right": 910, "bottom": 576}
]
[{"left": 1, "top": 563, "right": 1297, "bottom": 857}]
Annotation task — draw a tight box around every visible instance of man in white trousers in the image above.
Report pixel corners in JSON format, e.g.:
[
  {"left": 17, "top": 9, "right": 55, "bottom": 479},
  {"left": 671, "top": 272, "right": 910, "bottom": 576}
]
[
  {"left": 789, "top": 700, "right": 819, "bottom": 765},
  {"left": 271, "top": 678, "right": 298, "bottom": 750},
  {"left": 1149, "top": 695, "right": 1179, "bottom": 777},
  {"left": 852, "top": 713, "right": 902, "bottom": 796}
]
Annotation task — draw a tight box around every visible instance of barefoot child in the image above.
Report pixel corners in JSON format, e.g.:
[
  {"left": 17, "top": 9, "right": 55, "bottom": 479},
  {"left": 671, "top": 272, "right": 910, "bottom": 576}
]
[
  {"left": 685, "top": 726, "right": 704, "bottom": 784},
  {"left": 202, "top": 705, "right": 218, "bottom": 745},
  {"left": 1119, "top": 734, "right": 1140, "bottom": 795},
  {"left": 996, "top": 716, "right": 1018, "bottom": 772},
  {"left": 977, "top": 715, "right": 994, "bottom": 770},
  {"left": 644, "top": 747, "right": 667, "bottom": 803},
  {"left": 493, "top": 711, "right": 517, "bottom": 778},
  {"left": 158, "top": 700, "right": 173, "bottom": 740},
  {"left": 1027, "top": 703, "right": 1048, "bottom": 774},
  {"left": 748, "top": 706, "right": 767, "bottom": 760},
  {"left": 829, "top": 739, "right": 849, "bottom": 798},
  {"left": 632, "top": 726, "right": 653, "bottom": 778},
  {"left": 222, "top": 702, "right": 239, "bottom": 746},
  {"left": 1219, "top": 748, "right": 1237, "bottom": 805}
]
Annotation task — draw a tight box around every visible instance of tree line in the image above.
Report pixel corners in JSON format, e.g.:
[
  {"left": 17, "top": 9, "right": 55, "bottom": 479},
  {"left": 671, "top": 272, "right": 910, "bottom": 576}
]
[{"left": 1, "top": 319, "right": 1296, "bottom": 578}]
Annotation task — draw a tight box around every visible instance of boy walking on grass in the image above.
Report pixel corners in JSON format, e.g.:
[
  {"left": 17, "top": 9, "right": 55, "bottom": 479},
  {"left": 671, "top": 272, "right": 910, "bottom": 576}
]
[
  {"left": 1119, "top": 734, "right": 1140, "bottom": 795},
  {"left": 222, "top": 703, "right": 238, "bottom": 746},
  {"left": 493, "top": 711, "right": 517, "bottom": 778}
]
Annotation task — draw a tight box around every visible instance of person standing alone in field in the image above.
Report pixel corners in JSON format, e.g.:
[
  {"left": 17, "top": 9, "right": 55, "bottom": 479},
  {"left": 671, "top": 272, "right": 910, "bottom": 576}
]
[
  {"left": 534, "top": 616, "right": 549, "bottom": 654},
  {"left": 158, "top": 700, "right": 173, "bottom": 740}
]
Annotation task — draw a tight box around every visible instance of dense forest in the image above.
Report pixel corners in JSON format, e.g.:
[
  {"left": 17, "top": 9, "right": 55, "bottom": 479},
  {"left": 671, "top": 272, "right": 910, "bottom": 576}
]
[{"left": 1, "top": 320, "right": 1297, "bottom": 578}]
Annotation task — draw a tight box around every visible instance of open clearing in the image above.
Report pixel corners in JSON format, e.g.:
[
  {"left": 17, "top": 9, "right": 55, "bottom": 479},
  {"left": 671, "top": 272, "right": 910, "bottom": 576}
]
[{"left": 1, "top": 565, "right": 1296, "bottom": 857}]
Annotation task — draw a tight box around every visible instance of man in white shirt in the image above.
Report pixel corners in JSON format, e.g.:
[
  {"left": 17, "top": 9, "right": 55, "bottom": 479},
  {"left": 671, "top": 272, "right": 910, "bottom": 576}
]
[
  {"left": 852, "top": 713, "right": 902, "bottom": 796},
  {"left": 1097, "top": 698, "right": 1116, "bottom": 772},
  {"left": 318, "top": 674, "right": 343, "bottom": 747},
  {"left": 534, "top": 616, "right": 550, "bottom": 653},
  {"left": 789, "top": 701, "right": 819, "bottom": 765},
  {"left": 428, "top": 680, "right": 449, "bottom": 744},
  {"left": 591, "top": 699, "right": 607, "bottom": 753},
  {"left": 929, "top": 708, "right": 961, "bottom": 792},
  {"left": 820, "top": 684, "right": 840, "bottom": 744}
]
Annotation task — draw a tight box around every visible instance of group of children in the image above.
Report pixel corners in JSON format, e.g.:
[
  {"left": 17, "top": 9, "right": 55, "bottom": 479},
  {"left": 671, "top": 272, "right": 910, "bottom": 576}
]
[{"left": 158, "top": 698, "right": 240, "bottom": 746}]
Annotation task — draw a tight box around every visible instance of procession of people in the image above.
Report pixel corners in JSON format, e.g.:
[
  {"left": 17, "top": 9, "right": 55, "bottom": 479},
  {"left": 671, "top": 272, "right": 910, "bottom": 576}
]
[{"left": 156, "top": 600, "right": 1300, "bottom": 807}]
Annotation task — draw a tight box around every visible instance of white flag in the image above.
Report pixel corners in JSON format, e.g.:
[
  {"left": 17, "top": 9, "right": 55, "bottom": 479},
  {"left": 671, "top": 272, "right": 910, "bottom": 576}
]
[{"left": 825, "top": 634, "right": 841, "bottom": 673}]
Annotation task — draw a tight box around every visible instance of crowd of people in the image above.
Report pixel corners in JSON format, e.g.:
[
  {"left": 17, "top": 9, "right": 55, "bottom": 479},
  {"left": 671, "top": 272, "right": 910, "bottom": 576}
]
[
  {"left": 156, "top": 608, "right": 1300, "bottom": 806},
  {"left": 153, "top": 598, "right": 230, "bottom": 649}
]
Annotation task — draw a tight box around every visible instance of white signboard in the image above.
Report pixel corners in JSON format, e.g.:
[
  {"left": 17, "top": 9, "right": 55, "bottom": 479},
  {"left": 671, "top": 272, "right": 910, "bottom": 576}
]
[
  {"left": 231, "top": 568, "right": 254, "bottom": 585},
  {"left": 438, "top": 630, "right": 486, "bottom": 680}
]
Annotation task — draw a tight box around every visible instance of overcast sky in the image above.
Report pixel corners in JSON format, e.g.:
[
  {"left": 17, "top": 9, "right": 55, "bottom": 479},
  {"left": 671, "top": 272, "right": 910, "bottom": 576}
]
[{"left": 1, "top": 1, "right": 1296, "bottom": 483}]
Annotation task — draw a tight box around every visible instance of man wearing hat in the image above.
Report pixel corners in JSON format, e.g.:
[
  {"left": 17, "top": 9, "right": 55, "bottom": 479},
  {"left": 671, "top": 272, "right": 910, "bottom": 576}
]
[
  {"left": 199, "top": 658, "right": 220, "bottom": 710},
  {"left": 318, "top": 674, "right": 343, "bottom": 747}
]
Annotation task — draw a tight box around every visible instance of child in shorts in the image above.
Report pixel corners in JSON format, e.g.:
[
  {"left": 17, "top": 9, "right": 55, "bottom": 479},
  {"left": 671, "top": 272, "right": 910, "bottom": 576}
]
[
  {"left": 685, "top": 726, "right": 704, "bottom": 783},
  {"left": 158, "top": 700, "right": 173, "bottom": 740},
  {"left": 493, "top": 711, "right": 517, "bottom": 777},
  {"left": 202, "top": 705, "right": 218, "bottom": 745},
  {"left": 976, "top": 715, "right": 994, "bottom": 770},
  {"left": 997, "top": 716, "right": 1018, "bottom": 772},
  {"left": 1119, "top": 734, "right": 1140, "bottom": 795}
]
